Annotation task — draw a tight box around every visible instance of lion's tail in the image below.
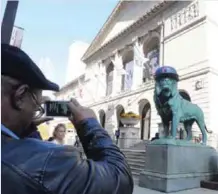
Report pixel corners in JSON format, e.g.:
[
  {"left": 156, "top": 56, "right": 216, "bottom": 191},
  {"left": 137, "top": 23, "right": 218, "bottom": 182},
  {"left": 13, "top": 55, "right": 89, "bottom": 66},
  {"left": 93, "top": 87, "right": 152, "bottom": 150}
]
[{"left": 205, "top": 125, "right": 213, "bottom": 133}]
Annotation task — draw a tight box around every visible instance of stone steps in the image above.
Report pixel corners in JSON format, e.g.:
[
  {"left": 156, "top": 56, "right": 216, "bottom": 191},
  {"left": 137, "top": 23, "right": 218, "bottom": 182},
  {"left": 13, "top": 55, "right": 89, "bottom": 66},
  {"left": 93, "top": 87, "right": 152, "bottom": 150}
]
[
  {"left": 132, "top": 171, "right": 140, "bottom": 185},
  {"left": 125, "top": 155, "right": 145, "bottom": 160},
  {"left": 127, "top": 158, "right": 145, "bottom": 163},
  {"left": 121, "top": 149, "right": 146, "bottom": 185},
  {"left": 129, "top": 140, "right": 149, "bottom": 150},
  {"left": 128, "top": 161, "right": 145, "bottom": 168},
  {"left": 78, "top": 146, "right": 146, "bottom": 185}
]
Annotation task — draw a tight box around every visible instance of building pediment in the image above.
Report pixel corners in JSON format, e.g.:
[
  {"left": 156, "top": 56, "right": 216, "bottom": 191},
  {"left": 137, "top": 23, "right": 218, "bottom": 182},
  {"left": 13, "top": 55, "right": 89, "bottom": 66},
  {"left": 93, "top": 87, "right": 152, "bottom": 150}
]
[{"left": 82, "top": 0, "right": 164, "bottom": 62}]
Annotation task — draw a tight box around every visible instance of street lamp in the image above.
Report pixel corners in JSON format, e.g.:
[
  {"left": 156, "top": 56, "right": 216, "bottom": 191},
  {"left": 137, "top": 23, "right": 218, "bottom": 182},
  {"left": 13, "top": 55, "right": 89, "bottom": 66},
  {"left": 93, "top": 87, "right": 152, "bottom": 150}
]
[{"left": 1, "top": 0, "right": 19, "bottom": 44}]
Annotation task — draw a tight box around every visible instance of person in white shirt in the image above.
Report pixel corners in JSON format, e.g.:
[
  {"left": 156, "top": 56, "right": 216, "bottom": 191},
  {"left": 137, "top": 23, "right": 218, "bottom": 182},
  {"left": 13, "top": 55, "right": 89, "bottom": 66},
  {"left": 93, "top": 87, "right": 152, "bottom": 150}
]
[{"left": 51, "top": 123, "right": 66, "bottom": 145}]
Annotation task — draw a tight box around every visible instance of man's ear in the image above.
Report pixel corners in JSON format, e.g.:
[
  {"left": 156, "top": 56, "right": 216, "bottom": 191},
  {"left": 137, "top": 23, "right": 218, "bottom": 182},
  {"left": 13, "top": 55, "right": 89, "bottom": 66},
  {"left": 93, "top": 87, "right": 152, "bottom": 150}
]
[{"left": 12, "top": 85, "right": 29, "bottom": 110}]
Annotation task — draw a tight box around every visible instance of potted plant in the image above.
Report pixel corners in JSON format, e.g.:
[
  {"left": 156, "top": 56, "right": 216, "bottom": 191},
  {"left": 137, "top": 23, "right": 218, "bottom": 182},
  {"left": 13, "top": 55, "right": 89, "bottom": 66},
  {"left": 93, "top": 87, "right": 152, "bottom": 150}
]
[{"left": 120, "top": 112, "right": 141, "bottom": 126}]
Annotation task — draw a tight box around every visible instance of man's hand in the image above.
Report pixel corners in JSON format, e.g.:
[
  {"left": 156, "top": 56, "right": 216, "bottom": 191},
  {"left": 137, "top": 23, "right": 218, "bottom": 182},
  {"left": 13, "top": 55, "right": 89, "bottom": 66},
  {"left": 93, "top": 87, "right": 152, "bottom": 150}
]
[{"left": 67, "top": 98, "right": 96, "bottom": 125}]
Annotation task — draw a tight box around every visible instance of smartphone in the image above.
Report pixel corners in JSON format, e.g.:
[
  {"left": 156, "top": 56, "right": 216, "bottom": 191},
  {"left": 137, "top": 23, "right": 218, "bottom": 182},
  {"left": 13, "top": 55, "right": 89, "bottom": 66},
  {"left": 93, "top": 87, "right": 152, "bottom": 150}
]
[{"left": 44, "top": 101, "right": 71, "bottom": 117}]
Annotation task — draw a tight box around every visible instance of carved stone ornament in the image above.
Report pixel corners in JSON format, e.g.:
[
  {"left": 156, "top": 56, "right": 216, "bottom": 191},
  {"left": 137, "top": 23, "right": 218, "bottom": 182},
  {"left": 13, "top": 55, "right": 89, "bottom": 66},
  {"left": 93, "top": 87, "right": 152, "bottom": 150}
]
[
  {"left": 171, "top": 1, "right": 199, "bottom": 31},
  {"left": 195, "top": 80, "right": 204, "bottom": 90}
]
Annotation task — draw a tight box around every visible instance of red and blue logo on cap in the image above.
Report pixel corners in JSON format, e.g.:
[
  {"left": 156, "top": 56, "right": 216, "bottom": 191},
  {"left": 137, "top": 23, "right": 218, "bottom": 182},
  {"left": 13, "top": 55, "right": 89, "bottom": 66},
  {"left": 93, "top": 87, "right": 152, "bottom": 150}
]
[{"left": 162, "top": 67, "right": 167, "bottom": 73}]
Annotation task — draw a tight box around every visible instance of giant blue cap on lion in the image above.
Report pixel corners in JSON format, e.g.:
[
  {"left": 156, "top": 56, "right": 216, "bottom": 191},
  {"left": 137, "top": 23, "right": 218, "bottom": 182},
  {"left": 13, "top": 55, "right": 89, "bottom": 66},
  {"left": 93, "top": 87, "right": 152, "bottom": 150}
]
[{"left": 154, "top": 66, "right": 179, "bottom": 81}]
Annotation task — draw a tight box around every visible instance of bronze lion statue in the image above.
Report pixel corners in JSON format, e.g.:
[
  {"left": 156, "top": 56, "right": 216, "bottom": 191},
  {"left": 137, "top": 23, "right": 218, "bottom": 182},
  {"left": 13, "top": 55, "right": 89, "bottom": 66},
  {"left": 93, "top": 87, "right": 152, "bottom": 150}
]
[{"left": 153, "top": 66, "right": 212, "bottom": 145}]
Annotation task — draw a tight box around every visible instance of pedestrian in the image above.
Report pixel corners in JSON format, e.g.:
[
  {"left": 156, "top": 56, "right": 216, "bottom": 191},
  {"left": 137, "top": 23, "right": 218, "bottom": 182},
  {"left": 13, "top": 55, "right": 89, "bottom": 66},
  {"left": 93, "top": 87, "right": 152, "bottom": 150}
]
[
  {"left": 151, "top": 132, "right": 159, "bottom": 141},
  {"left": 196, "top": 134, "right": 202, "bottom": 143},
  {"left": 50, "top": 123, "right": 66, "bottom": 145},
  {"left": 115, "top": 129, "right": 120, "bottom": 145},
  {"left": 1, "top": 44, "right": 133, "bottom": 194},
  {"left": 74, "top": 135, "right": 80, "bottom": 147}
]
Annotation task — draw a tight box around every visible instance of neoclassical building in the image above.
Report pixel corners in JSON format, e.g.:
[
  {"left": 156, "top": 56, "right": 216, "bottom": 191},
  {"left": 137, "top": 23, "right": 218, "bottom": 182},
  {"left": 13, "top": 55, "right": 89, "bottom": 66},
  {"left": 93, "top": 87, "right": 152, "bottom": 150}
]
[{"left": 55, "top": 0, "right": 218, "bottom": 148}]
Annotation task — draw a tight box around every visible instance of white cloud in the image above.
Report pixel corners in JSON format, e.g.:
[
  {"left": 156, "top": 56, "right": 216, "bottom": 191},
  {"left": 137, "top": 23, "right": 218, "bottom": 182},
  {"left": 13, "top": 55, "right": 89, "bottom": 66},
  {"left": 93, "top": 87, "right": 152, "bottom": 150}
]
[
  {"left": 65, "top": 41, "right": 89, "bottom": 84},
  {"left": 38, "top": 57, "right": 56, "bottom": 82}
]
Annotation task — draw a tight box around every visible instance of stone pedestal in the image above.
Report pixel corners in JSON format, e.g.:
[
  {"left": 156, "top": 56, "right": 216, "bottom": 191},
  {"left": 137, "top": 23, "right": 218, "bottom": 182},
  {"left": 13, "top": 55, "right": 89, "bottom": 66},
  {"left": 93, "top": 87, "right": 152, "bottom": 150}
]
[
  {"left": 118, "top": 127, "right": 140, "bottom": 149},
  {"left": 139, "top": 140, "right": 218, "bottom": 193}
]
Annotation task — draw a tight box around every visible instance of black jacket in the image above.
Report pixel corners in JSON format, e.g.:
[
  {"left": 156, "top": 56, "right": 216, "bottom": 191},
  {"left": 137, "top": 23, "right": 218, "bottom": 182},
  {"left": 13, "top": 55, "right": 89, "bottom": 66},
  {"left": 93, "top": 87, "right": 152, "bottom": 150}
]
[{"left": 1, "top": 118, "right": 133, "bottom": 194}]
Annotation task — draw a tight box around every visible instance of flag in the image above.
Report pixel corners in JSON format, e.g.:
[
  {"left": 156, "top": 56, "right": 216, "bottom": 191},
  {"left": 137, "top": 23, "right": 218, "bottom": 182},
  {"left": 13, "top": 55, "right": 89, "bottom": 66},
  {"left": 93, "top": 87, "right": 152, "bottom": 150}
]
[
  {"left": 77, "top": 78, "right": 83, "bottom": 98},
  {"left": 115, "top": 66, "right": 128, "bottom": 76},
  {"left": 77, "top": 77, "right": 96, "bottom": 102}
]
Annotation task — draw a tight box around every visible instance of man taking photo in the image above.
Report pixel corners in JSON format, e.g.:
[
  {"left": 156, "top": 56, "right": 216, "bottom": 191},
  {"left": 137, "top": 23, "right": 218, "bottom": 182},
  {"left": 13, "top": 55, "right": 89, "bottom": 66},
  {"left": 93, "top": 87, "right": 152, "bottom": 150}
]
[{"left": 1, "top": 44, "right": 133, "bottom": 194}]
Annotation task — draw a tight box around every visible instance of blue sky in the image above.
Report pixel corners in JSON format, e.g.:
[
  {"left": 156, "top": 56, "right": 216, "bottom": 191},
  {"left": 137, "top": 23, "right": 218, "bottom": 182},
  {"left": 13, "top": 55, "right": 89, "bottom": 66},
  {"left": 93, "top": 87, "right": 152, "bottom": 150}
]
[{"left": 1, "top": 0, "right": 118, "bottom": 86}]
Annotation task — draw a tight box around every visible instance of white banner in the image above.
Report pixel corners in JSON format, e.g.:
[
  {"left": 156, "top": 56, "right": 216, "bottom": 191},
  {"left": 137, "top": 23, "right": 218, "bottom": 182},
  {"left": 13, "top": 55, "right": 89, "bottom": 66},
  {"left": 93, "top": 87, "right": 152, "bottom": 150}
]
[
  {"left": 10, "top": 26, "right": 24, "bottom": 48},
  {"left": 124, "top": 60, "right": 134, "bottom": 90},
  {"left": 147, "top": 49, "right": 159, "bottom": 75}
]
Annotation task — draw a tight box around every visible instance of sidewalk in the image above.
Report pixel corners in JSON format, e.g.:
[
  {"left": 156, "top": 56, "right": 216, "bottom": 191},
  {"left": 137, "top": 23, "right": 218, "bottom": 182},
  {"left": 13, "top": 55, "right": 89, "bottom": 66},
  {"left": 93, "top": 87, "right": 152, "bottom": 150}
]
[{"left": 133, "top": 186, "right": 217, "bottom": 194}]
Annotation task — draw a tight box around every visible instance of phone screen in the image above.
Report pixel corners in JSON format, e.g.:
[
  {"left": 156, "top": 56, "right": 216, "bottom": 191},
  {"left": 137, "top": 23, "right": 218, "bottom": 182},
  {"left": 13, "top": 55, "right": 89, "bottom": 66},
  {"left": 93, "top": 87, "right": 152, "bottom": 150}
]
[{"left": 44, "top": 101, "right": 71, "bottom": 117}]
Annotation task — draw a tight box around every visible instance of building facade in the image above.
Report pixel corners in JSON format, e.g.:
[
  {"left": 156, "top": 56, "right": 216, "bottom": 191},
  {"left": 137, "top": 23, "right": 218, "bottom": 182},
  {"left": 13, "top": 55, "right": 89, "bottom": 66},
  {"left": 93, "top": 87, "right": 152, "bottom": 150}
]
[{"left": 56, "top": 1, "right": 218, "bottom": 148}]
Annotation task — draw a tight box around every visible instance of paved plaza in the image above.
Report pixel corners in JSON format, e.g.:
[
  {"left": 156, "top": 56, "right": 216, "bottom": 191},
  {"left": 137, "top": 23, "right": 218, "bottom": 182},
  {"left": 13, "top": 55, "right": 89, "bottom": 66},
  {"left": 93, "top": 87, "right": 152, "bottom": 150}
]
[{"left": 133, "top": 186, "right": 216, "bottom": 194}]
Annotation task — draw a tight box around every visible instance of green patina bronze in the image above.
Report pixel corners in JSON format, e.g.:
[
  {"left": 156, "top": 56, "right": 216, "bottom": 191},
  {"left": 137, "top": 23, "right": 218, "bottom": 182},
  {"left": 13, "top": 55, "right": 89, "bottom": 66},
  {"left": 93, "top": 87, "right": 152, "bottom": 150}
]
[
  {"left": 151, "top": 138, "right": 206, "bottom": 147},
  {"left": 153, "top": 66, "right": 212, "bottom": 145}
]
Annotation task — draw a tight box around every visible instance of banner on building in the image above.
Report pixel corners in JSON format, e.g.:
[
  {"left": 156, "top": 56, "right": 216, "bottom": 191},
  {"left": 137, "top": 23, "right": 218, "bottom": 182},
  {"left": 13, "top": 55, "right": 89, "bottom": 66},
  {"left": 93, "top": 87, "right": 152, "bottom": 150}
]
[
  {"left": 147, "top": 49, "right": 159, "bottom": 75},
  {"left": 124, "top": 60, "right": 134, "bottom": 90},
  {"left": 10, "top": 26, "right": 24, "bottom": 48}
]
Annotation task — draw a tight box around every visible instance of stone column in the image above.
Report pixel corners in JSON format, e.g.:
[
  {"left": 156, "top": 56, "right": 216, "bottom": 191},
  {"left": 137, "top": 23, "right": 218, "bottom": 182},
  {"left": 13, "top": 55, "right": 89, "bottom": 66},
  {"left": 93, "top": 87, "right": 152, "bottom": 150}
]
[
  {"left": 105, "top": 104, "right": 116, "bottom": 140},
  {"left": 132, "top": 37, "right": 144, "bottom": 90},
  {"left": 96, "top": 61, "right": 107, "bottom": 98},
  {"left": 111, "top": 50, "right": 123, "bottom": 95},
  {"left": 158, "top": 21, "right": 164, "bottom": 66}
]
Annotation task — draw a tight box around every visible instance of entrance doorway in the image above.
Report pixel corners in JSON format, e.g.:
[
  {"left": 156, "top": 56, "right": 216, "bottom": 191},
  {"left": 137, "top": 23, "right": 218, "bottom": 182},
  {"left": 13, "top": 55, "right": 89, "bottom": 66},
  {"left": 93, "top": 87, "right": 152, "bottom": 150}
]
[
  {"left": 116, "top": 105, "right": 125, "bottom": 128},
  {"left": 139, "top": 99, "right": 151, "bottom": 140},
  {"left": 99, "top": 110, "right": 106, "bottom": 128}
]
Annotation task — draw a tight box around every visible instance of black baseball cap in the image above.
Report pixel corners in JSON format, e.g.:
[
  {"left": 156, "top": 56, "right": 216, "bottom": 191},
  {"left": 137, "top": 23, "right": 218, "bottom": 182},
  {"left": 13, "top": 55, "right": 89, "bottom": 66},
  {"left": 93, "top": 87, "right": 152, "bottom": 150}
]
[{"left": 1, "top": 44, "right": 59, "bottom": 91}]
